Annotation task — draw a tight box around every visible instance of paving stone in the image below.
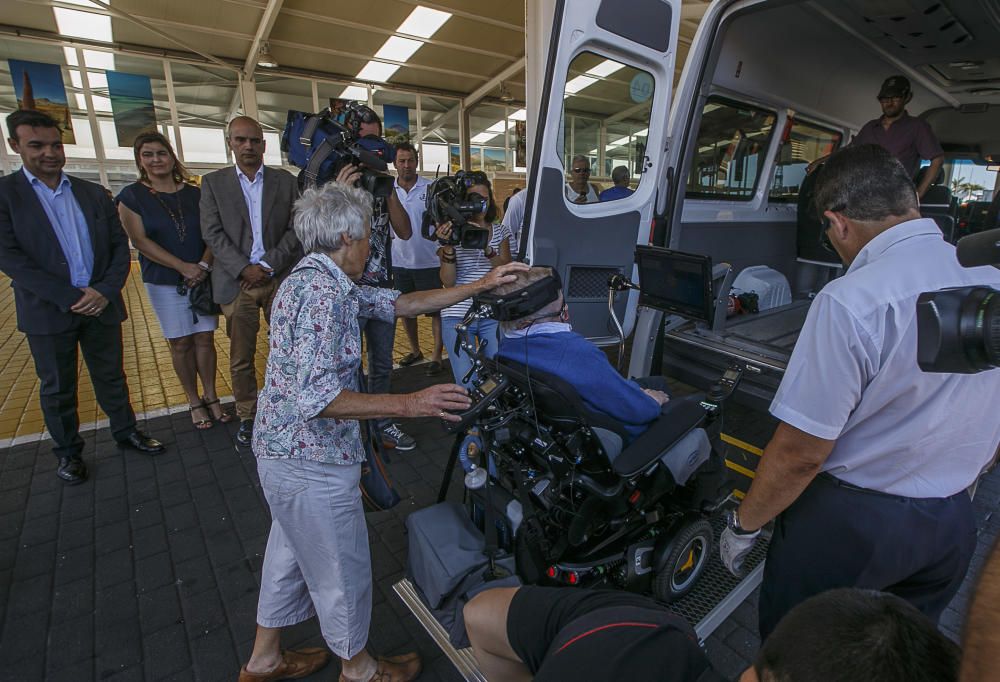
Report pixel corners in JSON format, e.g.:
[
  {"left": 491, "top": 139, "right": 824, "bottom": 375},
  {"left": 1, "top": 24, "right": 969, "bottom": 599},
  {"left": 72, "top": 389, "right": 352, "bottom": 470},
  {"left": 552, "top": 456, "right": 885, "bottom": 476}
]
[
  {"left": 54, "top": 545, "right": 95, "bottom": 585},
  {"left": 51, "top": 576, "right": 95, "bottom": 621},
  {"left": 60, "top": 485, "right": 95, "bottom": 519},
  {"left": 95, "top": 519, "right": 132, "bottom": 556},
  {"left": 132, "top": 524, "right": 169, "bottom": 560},
  {"left": 127, "top": 477, "right": 160, "bottom": 507},
  {"left": 0, "top": 466, "right": 33, "bottom": 491},
  {"left": 95, "top": 547, "right": 134, "bottom": 589},
  {"left": 189, "top": 626, "right": 238, "bottom": 681},
  {"left": 19, "top": 510, "right": 59, "bottom": 547},
  {"left": 13, "top": 539, "right": 56, "bottom": 581},
  {"left": 46, "top": 612, "right": 94, "bottom": 669},
  {"left": 137, "top": 584, "right": 185, "bottom": 635},
  {"left": 142, "top": 623, "right": 192, "bottom": 679},
  {"left": 96, "top": 580, "right": 140, "bottom": 627},
  {"left": 95, "top": 495, "right": 130, "bottom": 527},
  {"left": 58, "top": 515, "right": 95, "bottom": 552},
  {"left": 175, "top": 555, "right": 218, "bottom": 596},
  {"left": 0, "top": 537, "right": 16, "bottom": 572},
  {"left": 0, "top": 510, "right": 24, "bottom": 540},
  {"left": 135, "top": 551, "right": 176, "bottom": 594},
  {"left": 129, "top": 500, "right": 164, "bottom": 531},
  {"left": 6, "top": 571, "right": 52, "bottom": 619},
  {"left": 181, "top": 587, "right": 227, "bottom": 634},
  {"left": 0, "top": 611, "right": 48, "bottom": 663},
  {"left": 159, "top": 481, "right": 194, "bottom": 508},
  {"left": 0, "top": 486, "right": 32, "bottom": 516},
  {"left": 44, "top": 665, "right": 95, "bottom": 682}
]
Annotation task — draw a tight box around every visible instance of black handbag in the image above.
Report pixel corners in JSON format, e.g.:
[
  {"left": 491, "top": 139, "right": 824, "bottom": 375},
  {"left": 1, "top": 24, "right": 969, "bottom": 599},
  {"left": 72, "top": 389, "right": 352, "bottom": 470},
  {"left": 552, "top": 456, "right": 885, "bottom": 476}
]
[{"left": 182, "top": 280, "right": 221, "bottom": 324}]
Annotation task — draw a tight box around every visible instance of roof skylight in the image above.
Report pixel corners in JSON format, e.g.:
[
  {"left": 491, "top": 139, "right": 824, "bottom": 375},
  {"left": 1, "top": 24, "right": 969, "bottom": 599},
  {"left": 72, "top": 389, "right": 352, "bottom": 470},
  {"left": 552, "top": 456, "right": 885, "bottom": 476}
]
[
  {"left": 54, "top": 7, "right": 113, "bottom": 42},
  {"left": 397, "top": 6, "right": 452, "bottom": 39}
]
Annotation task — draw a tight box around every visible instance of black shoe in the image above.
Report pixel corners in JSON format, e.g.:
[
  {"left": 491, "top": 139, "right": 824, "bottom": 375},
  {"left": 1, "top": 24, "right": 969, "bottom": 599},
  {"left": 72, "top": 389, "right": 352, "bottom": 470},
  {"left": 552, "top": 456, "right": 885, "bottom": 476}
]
[
  {"left": 118, "top": 430, "right": 165, "bottom": 454},
  {"left": 236, "top": 420, "right": 253, "bottom": 447},
  {"left": 57, "top": 457, "right": 88, "bottom": 485}
]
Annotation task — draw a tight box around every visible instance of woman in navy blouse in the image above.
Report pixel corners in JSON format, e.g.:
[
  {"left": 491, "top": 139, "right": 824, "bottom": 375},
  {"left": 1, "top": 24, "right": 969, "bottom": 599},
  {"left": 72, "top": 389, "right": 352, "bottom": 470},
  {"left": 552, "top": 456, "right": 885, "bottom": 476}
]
[{"left": 117, "top": 132, "right": 231, "bottom": 429}]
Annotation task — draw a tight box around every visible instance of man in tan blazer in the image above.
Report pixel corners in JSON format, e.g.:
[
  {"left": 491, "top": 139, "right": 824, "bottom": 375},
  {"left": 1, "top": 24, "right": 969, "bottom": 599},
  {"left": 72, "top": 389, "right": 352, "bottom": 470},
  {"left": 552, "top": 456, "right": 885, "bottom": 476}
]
[{"left": 200, "top": 116, "right": 300, "bottom": 446}]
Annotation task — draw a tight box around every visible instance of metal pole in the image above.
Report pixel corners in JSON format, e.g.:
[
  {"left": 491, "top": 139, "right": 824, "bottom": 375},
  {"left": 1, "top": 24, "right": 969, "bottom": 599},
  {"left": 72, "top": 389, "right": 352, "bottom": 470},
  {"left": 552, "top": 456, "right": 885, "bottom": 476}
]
[
  {"left": 416, "top": 94, "right": 424, "bottom": 172},
  {"left": 163, "top": 60, "right": 185, "bottom": 163},
  {"left": 77, "top": 47, "right": 110, "bottom": 188}
]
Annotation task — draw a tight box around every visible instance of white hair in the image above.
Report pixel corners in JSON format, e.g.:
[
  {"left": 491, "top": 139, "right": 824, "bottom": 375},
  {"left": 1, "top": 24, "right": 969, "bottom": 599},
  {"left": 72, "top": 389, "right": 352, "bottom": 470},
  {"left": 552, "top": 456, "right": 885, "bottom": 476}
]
[{"left": 293, "top": 182, "right": 372, "bottom": 254}]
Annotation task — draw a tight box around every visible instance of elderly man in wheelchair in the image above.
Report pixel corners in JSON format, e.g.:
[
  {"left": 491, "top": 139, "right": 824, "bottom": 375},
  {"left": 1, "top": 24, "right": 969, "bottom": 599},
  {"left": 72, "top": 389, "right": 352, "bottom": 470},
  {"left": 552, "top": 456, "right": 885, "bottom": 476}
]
[{"left": 427, "top": 265, "right": 733, "bottom": 604}]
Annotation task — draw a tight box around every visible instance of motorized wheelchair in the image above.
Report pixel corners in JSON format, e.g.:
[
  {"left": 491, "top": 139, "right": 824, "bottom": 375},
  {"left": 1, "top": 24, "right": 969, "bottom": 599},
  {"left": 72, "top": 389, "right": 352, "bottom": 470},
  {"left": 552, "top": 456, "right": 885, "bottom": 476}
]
[{"left": 436, "top": 264, "right": 736, "bottom": 603}]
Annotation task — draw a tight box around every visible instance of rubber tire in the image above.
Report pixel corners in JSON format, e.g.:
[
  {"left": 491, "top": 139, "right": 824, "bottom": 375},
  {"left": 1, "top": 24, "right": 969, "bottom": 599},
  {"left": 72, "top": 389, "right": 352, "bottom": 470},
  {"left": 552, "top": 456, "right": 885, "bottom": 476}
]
[{"left": 653, "top": 518, "right": 713, "bottom": 603}]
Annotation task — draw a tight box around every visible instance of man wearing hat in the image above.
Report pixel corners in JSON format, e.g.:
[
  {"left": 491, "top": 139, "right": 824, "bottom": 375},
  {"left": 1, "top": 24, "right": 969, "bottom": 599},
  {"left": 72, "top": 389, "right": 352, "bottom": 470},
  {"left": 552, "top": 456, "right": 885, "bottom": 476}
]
[
  {"left": 852, "top": 75, "right": 943, "bottom": 198},
  {"left": 809, "top": 75, "right": 944, "bottom": 199}
]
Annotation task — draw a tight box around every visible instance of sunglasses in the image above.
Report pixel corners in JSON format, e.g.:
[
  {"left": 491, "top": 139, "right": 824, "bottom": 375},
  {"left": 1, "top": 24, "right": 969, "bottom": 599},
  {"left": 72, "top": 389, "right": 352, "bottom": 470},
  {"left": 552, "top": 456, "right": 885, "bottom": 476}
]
[
  {"left": 819, "top": 204, "right": 846, "bottom": 255},
  {"left": 572, "top": 167, "right": 591, "bottom": 174}
]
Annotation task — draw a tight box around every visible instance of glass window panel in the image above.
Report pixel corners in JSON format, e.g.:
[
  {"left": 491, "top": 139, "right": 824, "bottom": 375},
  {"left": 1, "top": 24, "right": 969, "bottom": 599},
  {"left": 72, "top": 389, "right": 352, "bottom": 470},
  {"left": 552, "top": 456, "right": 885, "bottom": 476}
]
[
  {"left": 686, "top": 97, "right": 777, "bottom": 201},
  {"left": 561, "top": 51, "right": 654, "bottom": 204},
  {"left": 179, "top": 126, "right": 227, "bottom": 164},
  {"left": 417, "top": 95, "right": 460, "bottom": 173},
  {"left": 769, "top": 118, "right": 841, "bottom": 202},
  {"left": 255, "top": 75, "right": 314, "bottom": 133}
]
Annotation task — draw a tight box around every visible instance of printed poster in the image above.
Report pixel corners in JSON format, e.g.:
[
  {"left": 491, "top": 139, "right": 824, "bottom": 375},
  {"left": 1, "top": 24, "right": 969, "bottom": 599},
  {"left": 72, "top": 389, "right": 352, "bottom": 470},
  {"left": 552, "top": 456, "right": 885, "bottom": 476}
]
[
  {"left": 514, "top": 120, "right": 527, "bottom": 168},
  {"left": 106, "top": 71, "right": 157, "bottom": 147},
  {"left": 8, "top": 59, "right": 75, "bottom": 144},
  {"left": 382, "top": 104, "right": 411, "bottom": 145}
]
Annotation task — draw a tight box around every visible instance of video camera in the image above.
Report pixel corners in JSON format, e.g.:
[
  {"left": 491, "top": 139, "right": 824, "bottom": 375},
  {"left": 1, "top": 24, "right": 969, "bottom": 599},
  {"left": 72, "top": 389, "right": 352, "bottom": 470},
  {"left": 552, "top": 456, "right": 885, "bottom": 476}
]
[
  {"left": 281, "top": 102, "right": 395, "bottom": 198},
  {"left": 421, "top": 171, "right": 491, "bottom": 250},
  {"left": 916, "top": 228, "right": 1000, "bottom": 373}
]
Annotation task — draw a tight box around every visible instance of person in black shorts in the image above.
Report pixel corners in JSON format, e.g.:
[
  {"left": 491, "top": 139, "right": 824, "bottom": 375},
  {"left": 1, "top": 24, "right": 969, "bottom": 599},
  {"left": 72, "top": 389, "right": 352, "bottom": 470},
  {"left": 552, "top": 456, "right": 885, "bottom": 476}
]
[{"left": 464, "top": 585, "right": 960, "bottom": 681}]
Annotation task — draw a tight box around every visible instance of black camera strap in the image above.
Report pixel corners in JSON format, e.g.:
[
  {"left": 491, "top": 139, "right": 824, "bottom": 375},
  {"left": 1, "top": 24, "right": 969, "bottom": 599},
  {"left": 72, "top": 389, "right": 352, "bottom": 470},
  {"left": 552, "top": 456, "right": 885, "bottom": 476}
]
[
  {"left": 298, "top": 113, "right": 324, "bottom": 148},
  {"left": 303, "top": 137, "right": 338, "bottom": 188}
]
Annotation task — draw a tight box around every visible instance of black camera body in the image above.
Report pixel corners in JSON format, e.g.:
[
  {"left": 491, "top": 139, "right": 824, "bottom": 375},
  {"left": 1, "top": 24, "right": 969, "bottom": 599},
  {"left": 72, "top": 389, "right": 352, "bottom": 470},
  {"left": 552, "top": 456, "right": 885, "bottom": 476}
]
[
  {"left": 282, "top": 102, "right": 395, "bottom": 198},
  {"left": 421, "top": 171, "right": 490, "bottom": 250},
  {"left": 916, "top": 228, "right": 1000, "bottom": 374}
]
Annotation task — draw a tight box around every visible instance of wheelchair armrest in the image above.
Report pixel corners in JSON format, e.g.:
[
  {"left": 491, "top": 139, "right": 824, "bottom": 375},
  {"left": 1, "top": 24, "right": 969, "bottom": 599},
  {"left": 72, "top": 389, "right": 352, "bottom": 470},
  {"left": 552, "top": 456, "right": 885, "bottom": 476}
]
[{"left": 612, "top": 395, "right": 707, "bottom": 478}]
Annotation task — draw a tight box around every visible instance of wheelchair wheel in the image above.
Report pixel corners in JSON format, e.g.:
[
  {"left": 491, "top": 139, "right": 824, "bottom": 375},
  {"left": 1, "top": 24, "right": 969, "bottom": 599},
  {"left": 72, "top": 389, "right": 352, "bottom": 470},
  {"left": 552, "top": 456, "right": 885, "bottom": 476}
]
[{"left": 653, "top": 518, "right": 713, "bottom": 603}]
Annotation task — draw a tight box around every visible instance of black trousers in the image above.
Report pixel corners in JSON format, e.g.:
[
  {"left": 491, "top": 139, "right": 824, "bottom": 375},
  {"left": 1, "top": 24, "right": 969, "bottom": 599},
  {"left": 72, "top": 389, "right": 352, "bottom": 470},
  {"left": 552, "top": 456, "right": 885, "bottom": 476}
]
[
  {"left": 758, "top": 472, "right": 976, "bottom": 640},
  {"left": 26, "top": 317, "right": 137, "bottom": 460}
]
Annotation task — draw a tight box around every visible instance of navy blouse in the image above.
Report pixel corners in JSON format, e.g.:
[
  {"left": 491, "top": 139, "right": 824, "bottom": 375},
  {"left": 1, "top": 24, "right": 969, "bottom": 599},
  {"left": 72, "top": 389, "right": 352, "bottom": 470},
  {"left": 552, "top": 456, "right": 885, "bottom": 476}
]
[{"left": 116, "top": 182, "right": 204, "bottom": 285}]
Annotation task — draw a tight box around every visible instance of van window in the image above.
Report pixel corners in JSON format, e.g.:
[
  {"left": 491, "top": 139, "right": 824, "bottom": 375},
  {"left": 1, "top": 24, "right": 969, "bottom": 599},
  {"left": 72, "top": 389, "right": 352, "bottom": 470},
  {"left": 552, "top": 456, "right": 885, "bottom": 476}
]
[
  {"left": 560, "top": 51, "right": 654, "bottom": 205},
  {"left": 769, "top": 119, "right": 842, "bottom": 202},
  {"left": 686, "top": 98, "right": 776, "bottom": 201}
]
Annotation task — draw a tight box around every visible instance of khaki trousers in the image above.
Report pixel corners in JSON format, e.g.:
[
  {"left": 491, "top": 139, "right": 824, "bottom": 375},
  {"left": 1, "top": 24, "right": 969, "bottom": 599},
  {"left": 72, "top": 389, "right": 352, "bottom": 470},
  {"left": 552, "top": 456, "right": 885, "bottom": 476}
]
[{"left": 220, "top": 279, "right": 277, "bottom": 420}]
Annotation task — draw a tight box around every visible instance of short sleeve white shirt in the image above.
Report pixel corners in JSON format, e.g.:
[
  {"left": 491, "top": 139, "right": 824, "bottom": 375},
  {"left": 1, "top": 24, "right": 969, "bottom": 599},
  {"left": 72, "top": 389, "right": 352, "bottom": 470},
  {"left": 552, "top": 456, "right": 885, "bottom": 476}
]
[
  {"left": 770, "top": 218, "right": 1000, "bottom": 497},
  {"left": 391, "top": 176, "right": 439, "bottom": 270},
  {"left": 501, "top": 189, "right": 527, "bottom": 254}
]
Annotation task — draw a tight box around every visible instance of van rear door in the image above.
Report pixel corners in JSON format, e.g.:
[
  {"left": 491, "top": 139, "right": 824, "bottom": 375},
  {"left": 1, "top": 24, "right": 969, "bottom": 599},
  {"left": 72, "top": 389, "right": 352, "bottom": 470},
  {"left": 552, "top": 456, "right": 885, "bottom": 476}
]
[{"left": 522, "top": 0, "right": 683, "bottom": 343}]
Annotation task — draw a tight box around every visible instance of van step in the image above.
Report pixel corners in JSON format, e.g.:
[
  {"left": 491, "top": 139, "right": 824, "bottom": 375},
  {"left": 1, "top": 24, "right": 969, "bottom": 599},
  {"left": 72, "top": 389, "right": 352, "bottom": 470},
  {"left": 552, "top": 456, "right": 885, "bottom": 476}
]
[{"left": 393, "top": 516, "right": 770, "bottom": 680}]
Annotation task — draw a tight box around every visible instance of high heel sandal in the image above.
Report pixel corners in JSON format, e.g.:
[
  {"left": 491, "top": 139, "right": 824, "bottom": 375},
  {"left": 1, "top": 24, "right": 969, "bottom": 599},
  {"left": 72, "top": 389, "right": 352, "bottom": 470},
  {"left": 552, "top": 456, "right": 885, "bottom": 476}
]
[
  {"left": 204, "top": 397, "right": 235, "bottom": 423},
  {"left": 190, "top": 402, "right": 214, "bottom": 430}
]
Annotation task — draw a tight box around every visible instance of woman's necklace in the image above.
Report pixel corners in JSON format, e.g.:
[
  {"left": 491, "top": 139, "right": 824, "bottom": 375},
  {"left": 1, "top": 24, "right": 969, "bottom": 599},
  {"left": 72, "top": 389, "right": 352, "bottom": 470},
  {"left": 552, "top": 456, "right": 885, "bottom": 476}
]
[{"left": 146, "top": 183, "right": 187, "bottom": 243}]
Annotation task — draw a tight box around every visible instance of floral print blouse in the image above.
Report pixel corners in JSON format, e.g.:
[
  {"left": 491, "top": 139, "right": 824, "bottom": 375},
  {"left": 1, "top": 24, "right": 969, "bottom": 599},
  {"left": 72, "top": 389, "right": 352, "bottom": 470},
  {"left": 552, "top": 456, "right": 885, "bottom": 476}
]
[{"left": 252, "top": 252, "right": 399, "bottom": 464}]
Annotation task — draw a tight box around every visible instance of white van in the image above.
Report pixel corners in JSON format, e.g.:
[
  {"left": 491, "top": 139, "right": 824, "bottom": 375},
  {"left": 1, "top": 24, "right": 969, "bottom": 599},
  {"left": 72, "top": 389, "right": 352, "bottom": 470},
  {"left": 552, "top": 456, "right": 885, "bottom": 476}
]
[{"left": 521, "top": 0, "right": 999, "bottom": 409}]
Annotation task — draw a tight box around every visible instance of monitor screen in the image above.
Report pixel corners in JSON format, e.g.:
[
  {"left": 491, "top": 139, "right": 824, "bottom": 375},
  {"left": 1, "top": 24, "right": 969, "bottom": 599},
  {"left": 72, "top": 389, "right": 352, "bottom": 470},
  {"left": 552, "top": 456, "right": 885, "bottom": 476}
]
[{"left": 635, "top": 246, "right": 714, "bottom": 323}]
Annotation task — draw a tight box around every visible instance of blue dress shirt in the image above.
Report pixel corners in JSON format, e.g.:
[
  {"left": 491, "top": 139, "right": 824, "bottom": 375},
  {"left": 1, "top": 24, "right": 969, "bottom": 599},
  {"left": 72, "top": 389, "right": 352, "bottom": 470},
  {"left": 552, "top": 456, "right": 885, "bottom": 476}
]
[
  {"left": 22, "top": 168, "right": 94, "bottom": 288},
  {"left": 236, "top": 165, "right": 271, "bottom": 271}
]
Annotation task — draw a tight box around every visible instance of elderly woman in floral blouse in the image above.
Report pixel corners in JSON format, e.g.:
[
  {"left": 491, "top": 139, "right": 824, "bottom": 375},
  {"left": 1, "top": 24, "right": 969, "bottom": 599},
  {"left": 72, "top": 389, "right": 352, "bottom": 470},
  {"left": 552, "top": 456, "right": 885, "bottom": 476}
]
[{"left": 238, "top": 180, "right": 527, "bottom": 682}]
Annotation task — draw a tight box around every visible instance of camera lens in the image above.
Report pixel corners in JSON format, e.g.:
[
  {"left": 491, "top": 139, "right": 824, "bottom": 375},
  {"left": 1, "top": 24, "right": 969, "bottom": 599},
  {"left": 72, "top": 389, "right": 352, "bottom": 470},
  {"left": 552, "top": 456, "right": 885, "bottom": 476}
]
[{"left": 917, "top": 286, "right": 1000, "bottom": 373}]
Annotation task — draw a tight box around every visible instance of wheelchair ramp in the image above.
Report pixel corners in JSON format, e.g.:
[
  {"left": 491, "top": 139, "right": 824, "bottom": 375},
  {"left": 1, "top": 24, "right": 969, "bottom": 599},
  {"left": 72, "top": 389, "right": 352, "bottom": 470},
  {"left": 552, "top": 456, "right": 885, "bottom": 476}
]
[
  {"left": 392, "top": 580, "right": 488, "bottom": 682},
  {"left": 392, "top": 514, "right": 770, "bottom": 681}
]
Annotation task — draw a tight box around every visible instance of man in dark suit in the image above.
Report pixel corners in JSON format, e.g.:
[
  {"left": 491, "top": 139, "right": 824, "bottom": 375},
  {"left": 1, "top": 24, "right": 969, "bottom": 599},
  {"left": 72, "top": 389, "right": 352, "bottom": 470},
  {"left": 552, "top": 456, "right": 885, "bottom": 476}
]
[
  {"left": 0, "top": 110, "right": 164, "bottom": 485},
  {"left": 200, "top": 116, "right": 300, "bottom": 447}
]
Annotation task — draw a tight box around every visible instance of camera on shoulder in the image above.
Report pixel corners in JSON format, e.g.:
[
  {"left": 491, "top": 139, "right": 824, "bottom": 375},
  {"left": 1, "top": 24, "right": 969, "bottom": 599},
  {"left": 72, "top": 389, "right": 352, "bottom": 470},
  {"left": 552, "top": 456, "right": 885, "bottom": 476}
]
[
  {"left": 281, "top": 102, "right": 396, "bottom": 198},
  {"left": 420, "top": 170, "right": 490, "bottom": 250},
  {"left": 916, "top": 227, "right": 1000, "bottom": 374}
]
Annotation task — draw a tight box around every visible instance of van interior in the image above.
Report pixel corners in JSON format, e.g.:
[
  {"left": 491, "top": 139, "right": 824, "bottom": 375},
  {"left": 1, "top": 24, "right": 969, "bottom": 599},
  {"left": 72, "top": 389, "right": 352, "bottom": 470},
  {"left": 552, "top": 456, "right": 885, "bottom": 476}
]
[{"left": 553, "top": 0, "right": 1000, "bottom": 408}]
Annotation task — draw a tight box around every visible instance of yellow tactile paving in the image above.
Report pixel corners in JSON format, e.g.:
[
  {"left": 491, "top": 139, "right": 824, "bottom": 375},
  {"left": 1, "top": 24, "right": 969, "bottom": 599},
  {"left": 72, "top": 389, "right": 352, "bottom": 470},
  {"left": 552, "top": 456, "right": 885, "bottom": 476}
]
[{"left": 0, "top": 264, "right": 445, "bottom": 441}]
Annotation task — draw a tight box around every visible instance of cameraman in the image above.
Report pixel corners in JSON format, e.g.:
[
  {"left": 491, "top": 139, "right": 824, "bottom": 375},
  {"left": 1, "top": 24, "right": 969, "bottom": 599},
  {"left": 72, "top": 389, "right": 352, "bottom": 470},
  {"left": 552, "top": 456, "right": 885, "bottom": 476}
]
[
  {"left": 342, "top": 108, "right": 417, "bottom": 451},
  {"left": 434, "top": 171, "right": 514, "bottom": 385},
  {"left": 720, "top": 144, "right": 1000, "bottom": 641}
]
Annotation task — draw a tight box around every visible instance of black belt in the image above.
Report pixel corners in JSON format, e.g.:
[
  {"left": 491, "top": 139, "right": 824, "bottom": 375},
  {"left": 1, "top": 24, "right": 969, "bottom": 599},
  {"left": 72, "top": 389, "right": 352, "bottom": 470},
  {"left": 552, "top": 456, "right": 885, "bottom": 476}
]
[{"left": 818, "top": 472, "right": 966, "bottom": 504}]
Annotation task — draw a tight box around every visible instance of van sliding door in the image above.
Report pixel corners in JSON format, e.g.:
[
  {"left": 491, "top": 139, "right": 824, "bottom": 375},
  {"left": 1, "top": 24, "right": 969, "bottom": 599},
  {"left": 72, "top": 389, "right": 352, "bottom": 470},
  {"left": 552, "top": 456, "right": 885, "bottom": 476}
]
[{"left": 522, "top": 0, "right": 682, "bottom": 343}]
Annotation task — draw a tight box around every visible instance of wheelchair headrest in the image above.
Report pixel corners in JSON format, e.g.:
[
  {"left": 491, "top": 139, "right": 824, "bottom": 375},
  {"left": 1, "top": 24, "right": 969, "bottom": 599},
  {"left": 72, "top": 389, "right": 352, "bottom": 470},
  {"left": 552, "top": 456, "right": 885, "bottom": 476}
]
[
  {"left": 495, "top": 356, "right": 629, "bottom": 438},
  {"left": 474, "top": 268, "right": 562, "bottom": 322}
]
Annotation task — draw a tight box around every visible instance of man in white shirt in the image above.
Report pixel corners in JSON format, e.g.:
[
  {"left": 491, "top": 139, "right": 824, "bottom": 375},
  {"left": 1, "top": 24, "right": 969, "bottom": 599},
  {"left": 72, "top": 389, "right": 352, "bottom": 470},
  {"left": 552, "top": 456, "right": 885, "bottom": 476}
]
[
  {"left": 391, "top": 143, "right": 444, "bottom": 375},
  {"left": 501, "top": 187, "right": 526, "bottom": 255},
  {"left": 719, "top": 144, "right": 1000, "bottom": 640},
  {"left": 200, "top": 116, "right": 300, "bottom": 446}
]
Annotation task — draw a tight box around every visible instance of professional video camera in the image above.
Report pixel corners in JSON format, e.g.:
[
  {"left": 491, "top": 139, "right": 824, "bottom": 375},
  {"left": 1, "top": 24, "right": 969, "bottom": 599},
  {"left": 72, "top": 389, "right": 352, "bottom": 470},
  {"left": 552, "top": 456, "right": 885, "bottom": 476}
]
[
  {"left": 916, "top": 228, "right": 1000, "bottom": 373},
  {"left": 420, "top": 171, "right": 490, "bottom": 250},
  {"left": 281, "top": 102, "right": 395, "bottom": 198}
]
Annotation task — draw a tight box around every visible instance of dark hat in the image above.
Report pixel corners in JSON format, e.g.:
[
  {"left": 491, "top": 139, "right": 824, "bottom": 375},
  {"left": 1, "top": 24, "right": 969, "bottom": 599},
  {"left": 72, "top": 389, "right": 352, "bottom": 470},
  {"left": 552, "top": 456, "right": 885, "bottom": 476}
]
[{"left": 878, "top": 75, "right": 911, "bottom": 99}]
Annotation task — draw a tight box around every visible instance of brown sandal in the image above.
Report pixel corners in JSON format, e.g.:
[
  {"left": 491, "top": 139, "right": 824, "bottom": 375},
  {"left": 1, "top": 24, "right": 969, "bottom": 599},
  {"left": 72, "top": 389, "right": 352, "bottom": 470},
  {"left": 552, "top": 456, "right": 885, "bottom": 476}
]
[
  {"left": 189, "top": 402, "right": 213, "bottom": 430},
  {"left": 203, "top": 397, "right": 235, "bottom": 423}
]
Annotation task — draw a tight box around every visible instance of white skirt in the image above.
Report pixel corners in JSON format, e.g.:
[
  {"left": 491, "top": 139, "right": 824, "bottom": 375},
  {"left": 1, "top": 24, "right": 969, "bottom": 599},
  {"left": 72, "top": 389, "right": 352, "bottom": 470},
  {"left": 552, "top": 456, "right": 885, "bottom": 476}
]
[{"left": 144, "top": 282, "right": 219, "bottom": 339}]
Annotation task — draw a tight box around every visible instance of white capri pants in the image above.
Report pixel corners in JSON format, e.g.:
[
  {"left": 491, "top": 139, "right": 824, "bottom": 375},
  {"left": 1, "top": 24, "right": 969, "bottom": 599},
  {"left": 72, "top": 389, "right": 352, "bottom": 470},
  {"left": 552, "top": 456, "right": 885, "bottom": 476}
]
[{"left": 256, "top": 457, "right": 371, "bottom": 659}]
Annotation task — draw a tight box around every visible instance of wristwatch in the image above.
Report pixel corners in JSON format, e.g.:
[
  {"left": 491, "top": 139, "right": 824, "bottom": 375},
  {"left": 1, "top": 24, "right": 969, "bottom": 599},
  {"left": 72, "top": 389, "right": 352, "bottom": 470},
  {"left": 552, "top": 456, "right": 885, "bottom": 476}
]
[
  {"left": 726, "top": 508, "right": 759, "bottom": 536},
  {"left": 484, "top": 246, "right": 498, "bottom": 259},
  {"left": 197, "top": 261, "right": 212, "bottom": 272}
]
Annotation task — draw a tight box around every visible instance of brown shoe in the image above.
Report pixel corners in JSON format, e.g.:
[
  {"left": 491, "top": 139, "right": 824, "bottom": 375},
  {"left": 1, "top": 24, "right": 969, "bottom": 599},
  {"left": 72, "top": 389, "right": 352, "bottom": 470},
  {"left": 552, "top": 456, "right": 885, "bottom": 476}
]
[
  {"left": 239, "top": 648, "right": 331, "bottom": 681},
  {"left": 339, "top": 651, "right": 422, "bottom": 682}
]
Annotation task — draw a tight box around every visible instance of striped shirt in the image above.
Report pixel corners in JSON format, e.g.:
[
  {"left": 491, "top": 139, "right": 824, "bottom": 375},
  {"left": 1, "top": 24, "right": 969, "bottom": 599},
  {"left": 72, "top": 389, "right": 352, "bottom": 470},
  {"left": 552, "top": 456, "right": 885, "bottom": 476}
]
[{"left": 442, "top": 222, "right": 512, "bottom": 319}]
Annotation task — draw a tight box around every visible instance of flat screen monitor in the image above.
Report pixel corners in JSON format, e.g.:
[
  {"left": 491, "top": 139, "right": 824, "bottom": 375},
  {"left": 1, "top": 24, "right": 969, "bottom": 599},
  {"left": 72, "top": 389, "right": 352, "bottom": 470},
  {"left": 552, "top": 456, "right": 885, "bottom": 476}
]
[{"left": 635, "top": 246, "right": 714, "bottom": 324}]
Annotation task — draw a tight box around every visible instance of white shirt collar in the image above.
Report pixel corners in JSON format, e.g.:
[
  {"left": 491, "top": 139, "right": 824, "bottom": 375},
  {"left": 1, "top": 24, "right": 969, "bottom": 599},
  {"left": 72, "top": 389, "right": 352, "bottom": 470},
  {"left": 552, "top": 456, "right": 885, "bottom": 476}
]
[
  {"left": 236, "top": 164, "right": 264, "bottom": 183},
  {"left": 847, "top": 217, "right": 943, "bottom": 275},
  {"left": 394, "top": 175, "right": 427, "bottom": 193},
  {"left": 22, "top": 167, "right": 70, "bottom": 191}
]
